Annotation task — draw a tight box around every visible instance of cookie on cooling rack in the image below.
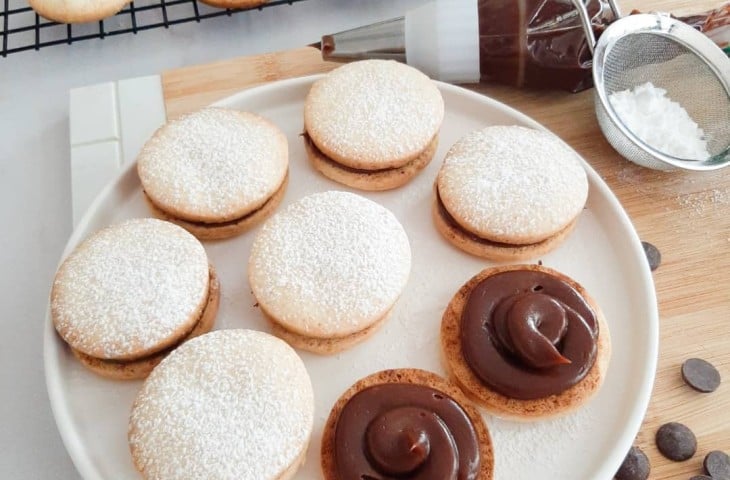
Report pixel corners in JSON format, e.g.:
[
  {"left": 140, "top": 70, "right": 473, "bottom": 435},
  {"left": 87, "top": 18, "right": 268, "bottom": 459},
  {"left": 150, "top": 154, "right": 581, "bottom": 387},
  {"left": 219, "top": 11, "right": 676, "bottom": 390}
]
[
  {"left": 303, "top": 60, "right": 444, "bottom": 191},
  {"left": 129, "top": 329, "right": 314, "bottom": 480},
  {"left": 441, "top": 264, "right": 611, "bottom": 421},
  {"left": 434, "top": 125, "right": 588, "bottom": 261},
  {"left": 137, "top": 107, "right": 288, "bottom": 240},
  {"left": 28, "top": 0, "right": 131, "bottom": 23},
  {"left": 198, "top": 0, "right": 269, "bottom": 8},
  {"left": 321, "top": 368, "right": 494, "bottom": 479},
  {"left": 51, "top": 218, "right": 219, "bottom": 380},
  {"left": 248, "top": 191, "right": 411, "bottom": 354}
]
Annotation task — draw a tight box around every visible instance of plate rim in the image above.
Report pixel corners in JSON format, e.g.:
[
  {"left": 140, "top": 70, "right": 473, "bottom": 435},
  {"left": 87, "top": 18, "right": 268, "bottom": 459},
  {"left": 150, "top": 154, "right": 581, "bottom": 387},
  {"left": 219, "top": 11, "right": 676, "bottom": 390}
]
[{"left": 44, "top": 74, "right": 659, "bottom": 480}]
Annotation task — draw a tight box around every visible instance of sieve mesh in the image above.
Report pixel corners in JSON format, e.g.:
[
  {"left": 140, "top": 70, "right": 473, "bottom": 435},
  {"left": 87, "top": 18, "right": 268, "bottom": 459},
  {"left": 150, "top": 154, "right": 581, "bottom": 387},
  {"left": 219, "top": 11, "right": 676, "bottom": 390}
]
[{"left": 599, "top": 31, "right": 730, "bottom": 160}]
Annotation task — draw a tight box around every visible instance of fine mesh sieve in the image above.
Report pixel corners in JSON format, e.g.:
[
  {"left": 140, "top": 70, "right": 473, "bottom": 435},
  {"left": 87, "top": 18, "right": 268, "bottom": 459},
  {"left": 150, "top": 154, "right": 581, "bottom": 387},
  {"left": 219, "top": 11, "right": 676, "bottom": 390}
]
[{"left": 573, "top": 2, "right": 730, "bottom": 171}]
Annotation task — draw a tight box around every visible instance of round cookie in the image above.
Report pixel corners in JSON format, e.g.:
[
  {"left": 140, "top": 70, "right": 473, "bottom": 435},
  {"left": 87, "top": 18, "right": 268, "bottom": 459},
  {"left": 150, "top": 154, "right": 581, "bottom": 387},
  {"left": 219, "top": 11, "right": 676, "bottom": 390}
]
[
  {"left": 137, "top": 108, "right": 289, "bottom": 240},
  {"left": 321, "top": 369, "right": 494, "bottom": 480},
  {"left": 28, "top": 0, "right": 130, "bottom": 23},
  {"left": 441, "top": 264, "right": 611, "bottom": 421},
  {"left": 248, "top": 191, "right": 411, "bottom": 354},
  {"left": 303, "top": 60, "right": 444, "bottom": 191},
  {"left": 198, "top": 0, "right": 268, "bottom": 8},
  {"left": 434, "top": 126, "right": 589, "bottom": 261},
  {"left": 71, "top": 268, "right": 219, "bottom": 380},
  {"left": 51, "top": 218, "right": 218, "bottom": 379},
  {"left": 129, "top": 329, "right": 314, "bottom": 480}
]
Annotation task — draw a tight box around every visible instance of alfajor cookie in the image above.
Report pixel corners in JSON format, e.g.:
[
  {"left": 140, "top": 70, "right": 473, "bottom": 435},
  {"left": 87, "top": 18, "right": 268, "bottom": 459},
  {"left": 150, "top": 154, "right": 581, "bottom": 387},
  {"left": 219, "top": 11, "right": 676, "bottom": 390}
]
[
  {"left": 137, "top": 107, "right": 288, "bottom": 241},
  {"left": 51, "top": 218, "right": 219, "bottom": 380},
  {"left": 129, "top": 329, "right": 314, "bottom": 480},
  {"left": 303, "top": 60, "right": 444, "bottom": 191},
  {"left": 441, "top": 264, "right": 611, "bottom": 421},
  {"left": 434, "top": 126, "right": 589, "bottom": 261},
  {"left": 248, "top": 191, "right": 411, "bottom": 354},
  {"left": 29, "top": 0, "right": 130, "bottom": 23},
  {"left": 321, "top": 368, "right": 494, "bottom": 480}
]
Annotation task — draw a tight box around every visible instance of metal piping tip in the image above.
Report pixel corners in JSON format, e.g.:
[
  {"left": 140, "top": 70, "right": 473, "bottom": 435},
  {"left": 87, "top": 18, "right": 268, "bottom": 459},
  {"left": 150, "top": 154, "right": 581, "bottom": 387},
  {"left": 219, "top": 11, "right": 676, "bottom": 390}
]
[{"left": 312, "top": 17, "right": 406, "bottom": 63}]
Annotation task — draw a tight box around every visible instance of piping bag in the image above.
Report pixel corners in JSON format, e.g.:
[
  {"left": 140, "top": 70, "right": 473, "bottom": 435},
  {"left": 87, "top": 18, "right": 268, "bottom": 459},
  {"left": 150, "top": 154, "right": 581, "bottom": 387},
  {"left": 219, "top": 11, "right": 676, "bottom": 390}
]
[{"left": 313, "top": 0, "right": 730, "bottom": 93}]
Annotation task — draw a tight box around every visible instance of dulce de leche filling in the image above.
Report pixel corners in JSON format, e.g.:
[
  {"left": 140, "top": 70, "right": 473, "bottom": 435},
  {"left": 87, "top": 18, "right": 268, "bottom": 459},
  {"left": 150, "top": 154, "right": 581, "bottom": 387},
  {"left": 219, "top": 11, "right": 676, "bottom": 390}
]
[
  {"left": 304, "top": 132, "right": 419, "bottom": 174},
  {"left": 334, "top": 383, "right": 480, "bottom": 480},
  {"left": 461, "top": 270, "right": 598, "bottom": 400}
]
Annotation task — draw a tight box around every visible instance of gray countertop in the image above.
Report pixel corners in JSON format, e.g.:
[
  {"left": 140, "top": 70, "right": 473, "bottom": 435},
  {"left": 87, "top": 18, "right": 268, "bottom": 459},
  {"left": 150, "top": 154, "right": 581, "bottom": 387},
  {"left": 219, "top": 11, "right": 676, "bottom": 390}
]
[{"left": 0, "top": 0, "right": 423, "bottom": 476}]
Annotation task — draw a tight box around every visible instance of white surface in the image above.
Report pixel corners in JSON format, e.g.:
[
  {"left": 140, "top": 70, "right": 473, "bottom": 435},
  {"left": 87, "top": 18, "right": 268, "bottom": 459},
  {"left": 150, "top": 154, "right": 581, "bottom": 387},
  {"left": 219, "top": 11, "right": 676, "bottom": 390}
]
[
  {"left": 69, "top": 82, "right": 120, "bottom": 146},
  {"left": 70, "top": 140, "right": 122, "bottom": 225},
  {"left": 405, "top": 0, "right": 480, "bottom": 83},
  {"left": 117, "top": 75, "right": 166, "bottom": 165},
  {"left": 70, "top": 75, "right": 165, "bottom": 220},
  {"left": 46, "top": 77, "right": 657, "bottom": 480},
  {"left": 0, "top": 1, "right": 424, "bottom": 478}
]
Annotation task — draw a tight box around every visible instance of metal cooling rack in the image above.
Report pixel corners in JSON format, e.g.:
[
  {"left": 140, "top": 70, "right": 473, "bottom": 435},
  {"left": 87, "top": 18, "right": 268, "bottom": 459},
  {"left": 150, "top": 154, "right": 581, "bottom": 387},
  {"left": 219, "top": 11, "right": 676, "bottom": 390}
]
[{"left": 1, "top": 0, "right": 307, "bottom": 57}]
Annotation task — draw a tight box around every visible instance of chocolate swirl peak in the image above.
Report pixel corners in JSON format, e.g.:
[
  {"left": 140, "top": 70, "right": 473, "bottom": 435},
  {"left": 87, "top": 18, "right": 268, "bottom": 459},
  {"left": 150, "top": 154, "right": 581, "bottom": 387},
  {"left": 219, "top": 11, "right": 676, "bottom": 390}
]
[
  {"left": 334, "top": 384, "right": 480, "bottom": 480},
  {"left": 461, "top": 269, "right": 598, "bottom": 400}
]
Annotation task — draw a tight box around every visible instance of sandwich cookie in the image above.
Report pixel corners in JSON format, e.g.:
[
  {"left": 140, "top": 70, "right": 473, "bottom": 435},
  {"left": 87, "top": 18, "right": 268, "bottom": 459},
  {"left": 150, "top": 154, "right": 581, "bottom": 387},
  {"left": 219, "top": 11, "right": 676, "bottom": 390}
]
[
  {"left": 28, "top": 0, "right": 130, "bottom": 23},
  {"left": 303, "top": 60, "right": 444, "bottom": 191},
  {"left": 137, "top": 108, "right": 288, "bottom": 240},
  {"left": 321, "top": 369, "right": 494, "bottom": 480},
  {"left": 441, "top": 264, "right": 611, "bottom": 421},
  {"left": 129, "top": 330, "right": 314, "bottom": 480},
  {"left": 51, "top": 218, "right": 219, "bottom": 380},
  {"left": 434, "top": 126, "right": 589, "bottom": 261},
  {"left": 248, "top": 191, "right": 411, "bottom": 354}
]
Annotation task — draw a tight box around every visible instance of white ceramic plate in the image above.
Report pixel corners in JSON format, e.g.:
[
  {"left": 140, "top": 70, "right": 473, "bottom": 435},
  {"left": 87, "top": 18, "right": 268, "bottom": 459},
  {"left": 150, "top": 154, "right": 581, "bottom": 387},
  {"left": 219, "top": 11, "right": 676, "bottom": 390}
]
[{"left": 45, "top": 76, "right": 658, "bottom": 480}]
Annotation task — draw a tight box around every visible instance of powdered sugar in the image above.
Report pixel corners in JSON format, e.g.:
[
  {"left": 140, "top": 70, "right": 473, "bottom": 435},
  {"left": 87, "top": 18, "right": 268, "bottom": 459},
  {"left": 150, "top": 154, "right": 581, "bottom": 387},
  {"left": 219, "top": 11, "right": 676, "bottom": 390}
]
[
  {"left": 304, "top": 60, "right": 444, "bottom": 168},
  {"left": 437, "top": 126, "right": 589, "bottom": 243},
  {"left": 248, "top": 191, "right": 411, "bottom": 336},
  {"left": 609, "top": 82, "right": 711, "bottom": 161},
  {"left": 51, "top": 218, "right": 209, "bottom": 359},
  {"left": 137, "top": 108, "right": 288, "bottom": 222},
  {"left": 489, "top": 408, "right": 596, "bottom": 480},
  {"left": 129, "top": 330, "right": 314, "bottom": 480}
]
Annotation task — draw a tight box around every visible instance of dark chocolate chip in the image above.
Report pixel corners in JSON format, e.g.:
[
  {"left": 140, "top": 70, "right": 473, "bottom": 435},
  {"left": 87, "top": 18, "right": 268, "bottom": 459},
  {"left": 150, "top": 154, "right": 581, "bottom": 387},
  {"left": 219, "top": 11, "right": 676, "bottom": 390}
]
[
  {"left": 689, "top": 476, "right": 713, "bottom": 480},
  {"left": 641, "top": 241, "right": 661, "bottom": 271},
  {"left": 704, "top": 450, "right": 730, "bottom": 479},
  {"left": 615, "top": 446, "right": 650, "bottom": 480},
  {"left": 655, "top": 422, "right": 697, "bottom": 461},
  {"left": 682, "top": 358, "right": 722, "bottom": 393}
]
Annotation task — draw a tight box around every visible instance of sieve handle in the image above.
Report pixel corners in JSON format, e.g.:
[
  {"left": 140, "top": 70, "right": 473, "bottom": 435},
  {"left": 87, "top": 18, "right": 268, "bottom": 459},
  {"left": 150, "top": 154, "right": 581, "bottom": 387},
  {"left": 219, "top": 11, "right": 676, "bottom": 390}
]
[{"left": 571, "top": 0, "right": 622, "bottom": 54}]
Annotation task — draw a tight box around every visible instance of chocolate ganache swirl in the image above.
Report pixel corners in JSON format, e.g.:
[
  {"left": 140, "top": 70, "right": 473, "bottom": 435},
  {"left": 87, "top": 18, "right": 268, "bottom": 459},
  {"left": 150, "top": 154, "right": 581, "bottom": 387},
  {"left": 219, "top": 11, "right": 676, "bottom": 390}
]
[
  {"left": 461, "top": 269, "right": 598, "bottom": 400},
  {"left": 334, "top": 384, "right": 480, "bottom": 480}
]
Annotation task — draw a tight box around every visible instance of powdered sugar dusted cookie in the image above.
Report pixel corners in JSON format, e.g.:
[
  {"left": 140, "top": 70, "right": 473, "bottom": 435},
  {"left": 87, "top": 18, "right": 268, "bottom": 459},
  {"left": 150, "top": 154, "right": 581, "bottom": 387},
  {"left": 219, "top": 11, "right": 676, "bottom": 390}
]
[
  {"left": 129, "top": 329, "right": 314, "bottom": 480},
  {"left": 303, "top": 60, "right": 444, "bottom": 191},
  {"left": 51, "top": 218, "right": 219, "bottom": 379},
  {"left": 248, "top": 191, "right": 411, "bottom": 354},
  {"left": 434, "top": 126, "right": 588, "bottom": 261},
  {"left": 137, "top": 108, "right": 288, "bottom": 240}
]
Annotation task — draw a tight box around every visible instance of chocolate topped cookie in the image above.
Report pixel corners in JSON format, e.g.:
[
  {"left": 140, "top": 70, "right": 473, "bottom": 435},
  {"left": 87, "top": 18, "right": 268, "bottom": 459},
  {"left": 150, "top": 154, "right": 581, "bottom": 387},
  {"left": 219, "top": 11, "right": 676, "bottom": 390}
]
[
  {"left": 441, "top": 264, "right": 611, "bottom": 420},
  {"left": 321, "top": 369, "right": 493, "bottom": 479}
]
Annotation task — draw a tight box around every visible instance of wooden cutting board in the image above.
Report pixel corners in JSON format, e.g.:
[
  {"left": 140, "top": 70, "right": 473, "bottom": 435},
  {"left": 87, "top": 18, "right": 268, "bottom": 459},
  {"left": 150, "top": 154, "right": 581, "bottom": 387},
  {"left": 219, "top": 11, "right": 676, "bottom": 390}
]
[{"left": 160, "top": 2, "right": 729, "bottom": 477}]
